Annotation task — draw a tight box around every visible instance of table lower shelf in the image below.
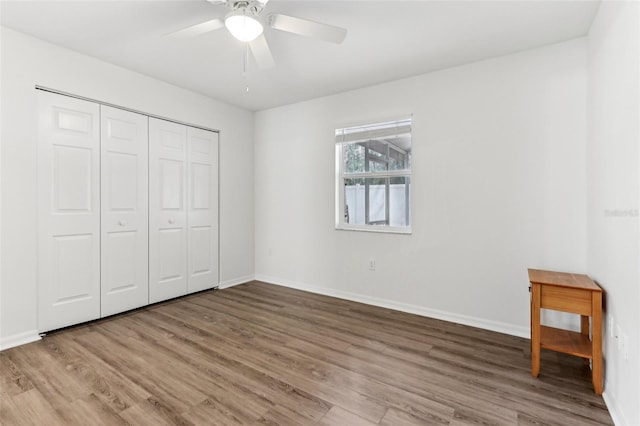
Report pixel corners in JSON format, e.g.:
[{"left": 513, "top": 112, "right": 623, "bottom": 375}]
[{"left": 540, "top": 325, "right": 593, "bottom": 359}]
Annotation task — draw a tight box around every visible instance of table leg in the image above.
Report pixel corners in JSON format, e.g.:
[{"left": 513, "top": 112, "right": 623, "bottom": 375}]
[
  {"left": 592, "top": 293, "right": 603, "bottom": 394},
  {"left": 580, "top": 315, "right": 589, "bottom": 335},
  {"left": 581, "top": 315, "right": 590, "bottom": 366},
  {"left": 531, "top": 283, "right": 541, "bottom": 377}
]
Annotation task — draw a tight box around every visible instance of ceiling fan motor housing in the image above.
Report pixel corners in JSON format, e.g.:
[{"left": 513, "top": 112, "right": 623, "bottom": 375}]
[{"left": 229, "top": 0, "right": 266, "bottom": 16}]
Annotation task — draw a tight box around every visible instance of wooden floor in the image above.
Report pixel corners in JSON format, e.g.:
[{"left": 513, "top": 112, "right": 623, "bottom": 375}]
[{"left": 1, "top": 281, "right": 613, "bottom": 426}]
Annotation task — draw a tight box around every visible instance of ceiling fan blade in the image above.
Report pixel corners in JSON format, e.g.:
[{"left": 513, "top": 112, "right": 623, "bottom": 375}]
[
  {"left": 249, "top": 34, "right": 275, "bottom": 69},
  {"left": 165, "top": 18, "right": 225, "bottom": 39},
  {"left": 269, "top": 14, "right": 347, "bottom": 44}
]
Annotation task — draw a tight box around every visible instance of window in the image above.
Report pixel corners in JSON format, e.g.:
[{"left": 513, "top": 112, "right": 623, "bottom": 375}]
[{"left": 335, "top": 118, "right": 412, "bottom": 233}]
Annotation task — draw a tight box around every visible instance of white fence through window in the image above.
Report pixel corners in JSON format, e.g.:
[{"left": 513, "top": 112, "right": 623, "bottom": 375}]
[{"left": 345, "top": 183, "right": 410, "bottom": 227}]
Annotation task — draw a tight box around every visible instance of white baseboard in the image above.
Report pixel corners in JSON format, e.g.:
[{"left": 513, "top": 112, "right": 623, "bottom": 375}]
[
  {"left": 603, "top": 390, "right": 632, "bottom": 426},
  {"left": 0, "top": 330, "right": 41, "bottom": 351},
  {"left": 254, "top": 274, "right": 529, "bottom": 338},
  {"left": 219, "top": 274, "right": 255, "bottom": 289}
]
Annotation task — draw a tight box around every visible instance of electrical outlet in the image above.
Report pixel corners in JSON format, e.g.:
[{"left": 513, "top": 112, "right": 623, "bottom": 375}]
[{"left": 368, "top": 258, "right": 375, "bottom": 271}]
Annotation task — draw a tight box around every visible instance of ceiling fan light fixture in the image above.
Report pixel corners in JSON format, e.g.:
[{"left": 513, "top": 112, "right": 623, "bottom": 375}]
[{"left": 225, "top": 10, "right": 263, "bottom": 42}]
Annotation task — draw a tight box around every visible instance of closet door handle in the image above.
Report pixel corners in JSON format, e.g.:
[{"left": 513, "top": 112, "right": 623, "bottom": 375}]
[
  {"left": 168, "top": 218, "right": 174, "bottom": 224},
  {"left": 118, "top": 220, "right": 125, "bottom": 226}
]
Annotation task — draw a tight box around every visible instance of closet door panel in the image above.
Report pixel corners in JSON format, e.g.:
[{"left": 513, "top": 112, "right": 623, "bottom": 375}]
[
  {"left": 100, "top": 106, "right": 149, "bottom": 317},
  {"left": 149, "top": 118, "right": 188, "bottom": 303},
  {"left": 38, "top": 91, "right": 100, "bottom": 332},
  {"left": 187, "top": 127, "right": 219, "bottom": 293}
]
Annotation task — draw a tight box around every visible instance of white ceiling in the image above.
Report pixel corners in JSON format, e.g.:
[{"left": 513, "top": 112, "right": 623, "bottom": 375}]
[{"left": 1, "top": 0, "right": 600, "bottom": 111}]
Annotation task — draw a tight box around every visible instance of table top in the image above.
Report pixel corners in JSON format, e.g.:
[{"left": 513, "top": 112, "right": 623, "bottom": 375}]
[{"left": 528, "top": 269, "right": 602, "bottom": 292}]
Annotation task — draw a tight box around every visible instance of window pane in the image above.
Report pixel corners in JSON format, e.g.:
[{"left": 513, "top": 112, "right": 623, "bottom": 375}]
[
  {"left": 367, "top": 178, "right": 387, "bottom": 224},
  {"left": 343, "top": 178, "right": 364, "bottom": 224},
  {"left": 342, "top": 139, "right": 410, "bottom": 174},
  {"left": 389, "top": 177, "right": 410, "bottom": 227},
  {"left": 368, "top": 158, "right": 387, "bottom": 172},
  {"left": 389, "top": 146, "right": 410, "bottom": 170},
  {"left": 344, "top": 177, "right": 390, "bottom": 226},
  {"left": 344, "top": 143, "right": 365, "bottom": 173}
]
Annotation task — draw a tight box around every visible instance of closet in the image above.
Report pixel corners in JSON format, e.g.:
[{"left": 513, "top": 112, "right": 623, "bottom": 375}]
[
  {"left": 37, "top": 90, "right": 219, "bottom": 332},
  {"left": 148, "top": 118, "right": 219, "bottom": 303}
]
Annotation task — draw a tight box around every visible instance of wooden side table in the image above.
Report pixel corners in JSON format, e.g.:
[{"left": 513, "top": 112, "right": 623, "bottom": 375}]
[{"left": 528, "top": 269, "right": 603, "bottom": 394}]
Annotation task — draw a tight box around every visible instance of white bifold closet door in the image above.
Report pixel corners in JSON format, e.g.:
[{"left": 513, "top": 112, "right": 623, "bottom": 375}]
[
  {"left": 186, "top": 127, "right": 219, "bottom": 293},
  {"left": 149, "top": 118, "right": 188, "bottom": 302},
  {"left": 100, "top": 106, "right": 149, "bottom": 317},
  {"left": 37, "top": 91, "right": 101, "bottom": 331},
  {"left": 149, "top": 118, "right": 218, "bottom": 303}
]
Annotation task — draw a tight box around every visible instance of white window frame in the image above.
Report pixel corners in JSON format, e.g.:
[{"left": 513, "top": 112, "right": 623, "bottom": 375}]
[{"left": 335, "top": 118, "right": 412, "bottom": 234}]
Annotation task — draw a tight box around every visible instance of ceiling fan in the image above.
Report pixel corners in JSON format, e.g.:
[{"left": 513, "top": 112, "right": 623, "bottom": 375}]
[{"left": 167, "top": 0, "right": 347, "bottom": 69}]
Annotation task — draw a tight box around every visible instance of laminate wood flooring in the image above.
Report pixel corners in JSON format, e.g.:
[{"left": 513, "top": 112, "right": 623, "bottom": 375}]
[{"left": 0, "top": 281, "right": 613, "bottom": 425}]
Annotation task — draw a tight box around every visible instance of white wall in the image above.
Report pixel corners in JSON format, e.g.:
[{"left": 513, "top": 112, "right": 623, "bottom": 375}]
[
  {"left": 254, "top": 39, "right": 588, "bottom": 337},
  {"left": 0, "top": 27, "right": 255, "bottom": 349},
  {"left": 587, "top": 2, "right": 640, "bottom": 425}
]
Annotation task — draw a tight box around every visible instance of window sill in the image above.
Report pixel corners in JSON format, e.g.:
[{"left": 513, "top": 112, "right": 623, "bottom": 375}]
[{"left": 335, "top": 224, "right": 412, "bottom": 235}]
